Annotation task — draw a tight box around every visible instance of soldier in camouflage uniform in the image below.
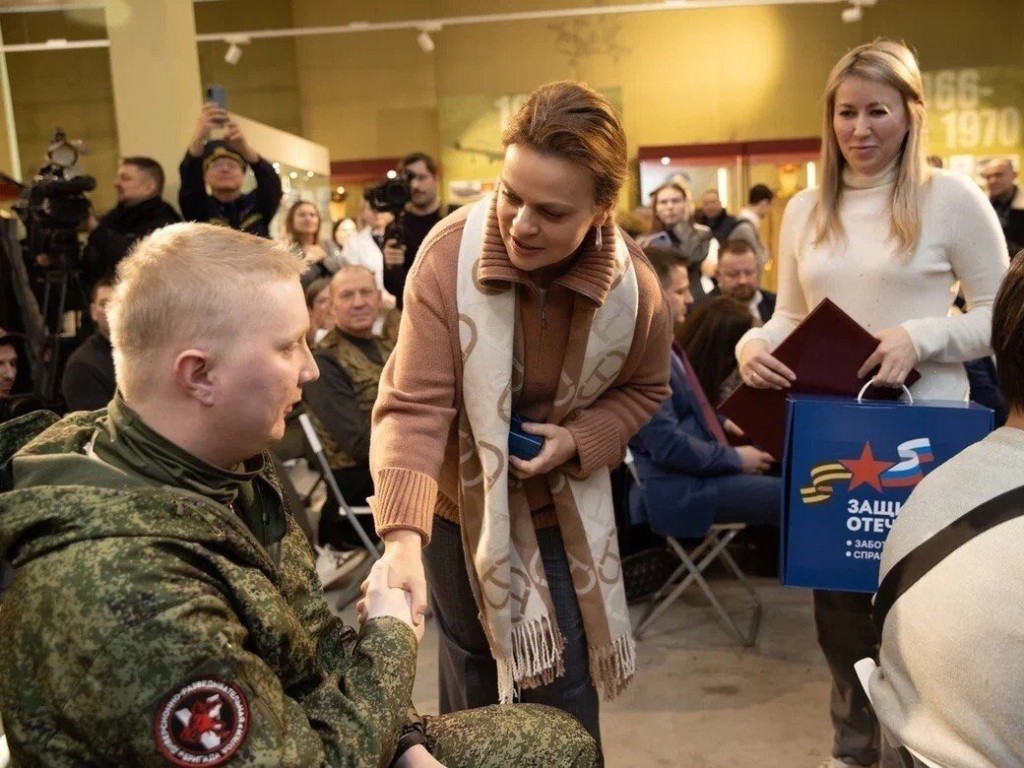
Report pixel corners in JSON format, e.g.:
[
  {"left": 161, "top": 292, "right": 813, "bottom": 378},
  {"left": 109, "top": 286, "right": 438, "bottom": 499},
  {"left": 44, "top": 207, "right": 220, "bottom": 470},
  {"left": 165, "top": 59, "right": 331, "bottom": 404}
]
[
  {"left": 0, "top": 223, "right": 599, "bottom": 768},
  {"left": 303, "top": 265, "right": 393, "bottom": 552}
]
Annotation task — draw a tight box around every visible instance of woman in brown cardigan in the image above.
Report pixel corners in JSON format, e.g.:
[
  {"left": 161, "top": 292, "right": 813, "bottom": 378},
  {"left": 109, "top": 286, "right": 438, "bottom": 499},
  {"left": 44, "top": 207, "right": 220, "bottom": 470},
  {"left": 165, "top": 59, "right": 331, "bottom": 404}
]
[{"left": 367, "top": 81, "right": 671, "bottom": 748}]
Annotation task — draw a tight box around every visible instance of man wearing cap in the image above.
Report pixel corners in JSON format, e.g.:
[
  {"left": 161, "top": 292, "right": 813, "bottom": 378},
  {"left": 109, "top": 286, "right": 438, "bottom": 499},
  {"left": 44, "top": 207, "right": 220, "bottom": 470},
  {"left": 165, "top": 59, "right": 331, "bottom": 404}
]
[{"left": 179, "top": 103, "right": 283, "bottom": 239}]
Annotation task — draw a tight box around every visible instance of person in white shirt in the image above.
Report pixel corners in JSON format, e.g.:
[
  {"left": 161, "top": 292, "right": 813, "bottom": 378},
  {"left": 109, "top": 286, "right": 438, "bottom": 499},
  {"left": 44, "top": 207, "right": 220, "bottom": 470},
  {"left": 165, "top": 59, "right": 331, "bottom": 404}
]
[
  {"left": 341, "top": 199, "right": 398, "bottom": 335},
  {"left": 737, "top": 40, "right": 1007, "bottom": 768}
]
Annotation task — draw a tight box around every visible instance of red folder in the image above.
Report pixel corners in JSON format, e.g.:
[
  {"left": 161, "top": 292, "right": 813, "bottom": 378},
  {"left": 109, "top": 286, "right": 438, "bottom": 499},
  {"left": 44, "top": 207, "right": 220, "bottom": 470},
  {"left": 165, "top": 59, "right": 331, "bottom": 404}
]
[{"left": 718, "top": 298, "right": 920, "bottom": 459}]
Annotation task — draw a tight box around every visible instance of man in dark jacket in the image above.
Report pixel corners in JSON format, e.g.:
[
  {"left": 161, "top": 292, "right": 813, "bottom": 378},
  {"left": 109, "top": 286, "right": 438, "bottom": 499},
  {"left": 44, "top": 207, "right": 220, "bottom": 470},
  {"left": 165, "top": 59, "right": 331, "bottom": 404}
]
[
  {"left": 61, "top": 276, "right": 116, "bottom": 411},
  {"left": 85, "top": 156, "right": 180, "bottom": 285},
  {"left": 179, "top": 102, "right": 283, "bottom": 239},
  {"left": 707, "top": 239, "right": 777, "bottom": 324},
  {"left": 694, "top": 188, "right": 739, "bottom": 244},
  {"left": 0, "top": 222, "right": 598, "bottom": 768},
  {"left": 630, "top": 248, "right": 777, "bottom": 540}
]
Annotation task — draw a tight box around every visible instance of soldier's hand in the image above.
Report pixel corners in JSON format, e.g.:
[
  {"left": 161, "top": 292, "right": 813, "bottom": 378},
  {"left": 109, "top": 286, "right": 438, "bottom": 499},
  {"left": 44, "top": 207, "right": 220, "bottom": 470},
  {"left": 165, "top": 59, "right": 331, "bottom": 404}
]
[
  {"left": 360, "top": 558, "right": 425, "bottom": 642},
  {"left": 383, "top": 239, "right": 406, "bottom": 268},
  {"left": 395, "top": 745, "right": 448, "bottom": 767}
]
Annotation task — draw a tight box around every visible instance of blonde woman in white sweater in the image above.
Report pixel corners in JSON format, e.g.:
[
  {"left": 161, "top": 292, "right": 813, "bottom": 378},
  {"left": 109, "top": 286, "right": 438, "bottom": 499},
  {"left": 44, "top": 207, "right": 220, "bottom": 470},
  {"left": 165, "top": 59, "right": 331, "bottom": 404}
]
[{"left": 737, "top": 41, "right": 1007, "bottom": 768}]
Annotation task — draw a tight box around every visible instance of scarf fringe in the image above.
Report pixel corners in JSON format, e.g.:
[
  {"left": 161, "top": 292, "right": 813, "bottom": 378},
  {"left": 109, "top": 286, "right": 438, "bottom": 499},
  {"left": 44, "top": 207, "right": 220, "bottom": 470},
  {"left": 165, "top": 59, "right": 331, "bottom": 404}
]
[
  {"left": 496, "top": 617, "right": 566, "bottom": 704},
  {"left": 589, "top": 631, "right": 637, "bottom": 702}
]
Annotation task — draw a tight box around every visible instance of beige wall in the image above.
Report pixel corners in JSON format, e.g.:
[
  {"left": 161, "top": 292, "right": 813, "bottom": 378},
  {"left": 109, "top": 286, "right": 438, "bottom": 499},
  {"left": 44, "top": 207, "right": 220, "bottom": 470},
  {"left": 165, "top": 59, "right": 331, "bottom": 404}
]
[
  {"left": 0, "top": 0, "right": 1022, "bottom": 211},
  {"left": 288, "top": 0, "right": 1024, "bottom": 205},
  {"left": 0, "top": 0, "right": 302, "bottom": 212}
]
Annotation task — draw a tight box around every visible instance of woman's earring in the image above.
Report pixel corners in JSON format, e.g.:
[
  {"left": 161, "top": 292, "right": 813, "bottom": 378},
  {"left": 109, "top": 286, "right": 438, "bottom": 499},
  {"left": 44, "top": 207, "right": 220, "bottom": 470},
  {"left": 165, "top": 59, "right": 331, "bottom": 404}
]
[{"left": 594, "top": 226, "right": 603, "bottom": 249}]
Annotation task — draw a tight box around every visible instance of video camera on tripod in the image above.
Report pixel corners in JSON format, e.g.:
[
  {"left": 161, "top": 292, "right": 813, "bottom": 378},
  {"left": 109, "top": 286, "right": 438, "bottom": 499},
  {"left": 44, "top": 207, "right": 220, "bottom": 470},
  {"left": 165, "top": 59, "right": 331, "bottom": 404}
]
[
  {"left": 2, "top": 128, "right": 96, "bottom": 406},
  {"left": 14, "top": 127, "right": 95, "bottom": 271}
]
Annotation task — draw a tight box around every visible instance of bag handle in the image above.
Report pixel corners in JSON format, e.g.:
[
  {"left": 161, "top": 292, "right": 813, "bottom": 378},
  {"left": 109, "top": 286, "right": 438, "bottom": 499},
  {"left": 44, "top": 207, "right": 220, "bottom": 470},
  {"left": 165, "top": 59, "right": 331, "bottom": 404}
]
[
  {"left": 857, "top": 381, "right": 913, "bottom": 405},
  {"left": 874, "top": 484, "right": 1024, "bottom": 634}
]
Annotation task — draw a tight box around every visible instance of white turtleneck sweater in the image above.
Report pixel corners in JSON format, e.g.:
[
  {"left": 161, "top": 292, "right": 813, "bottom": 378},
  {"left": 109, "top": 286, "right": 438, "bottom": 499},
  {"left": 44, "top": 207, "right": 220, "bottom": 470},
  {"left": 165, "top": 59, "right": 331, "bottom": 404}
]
[{"left": 737, "top": 164, "right": 1009, "bottom": 401}]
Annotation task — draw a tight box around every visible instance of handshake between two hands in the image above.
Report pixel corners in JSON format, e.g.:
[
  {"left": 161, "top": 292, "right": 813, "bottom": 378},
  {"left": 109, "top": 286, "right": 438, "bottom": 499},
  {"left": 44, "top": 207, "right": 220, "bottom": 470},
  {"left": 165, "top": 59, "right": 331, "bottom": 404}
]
[{"left": 354, "top": 540, "right": 446, "bottom": 767}]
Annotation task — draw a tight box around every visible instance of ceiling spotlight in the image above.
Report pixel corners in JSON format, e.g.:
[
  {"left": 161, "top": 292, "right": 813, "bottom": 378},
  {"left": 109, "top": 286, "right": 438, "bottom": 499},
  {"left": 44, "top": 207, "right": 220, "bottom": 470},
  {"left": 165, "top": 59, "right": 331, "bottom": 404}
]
[
  {"left": 841, "top": 4, "right": 862, "bottom": 22},
  {"left": 223, "top": 35, "right": 251, "bottom": 65},
  {"left": 416, "top": 30, "right": 435, "bottom": 53}
]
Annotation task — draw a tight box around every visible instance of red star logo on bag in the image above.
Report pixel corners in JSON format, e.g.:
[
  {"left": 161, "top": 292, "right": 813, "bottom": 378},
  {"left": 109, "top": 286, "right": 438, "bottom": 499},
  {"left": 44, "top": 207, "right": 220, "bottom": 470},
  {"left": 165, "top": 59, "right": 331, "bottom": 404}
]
[
  {"left": 154, "top": 678, "right": 249, "bottom": 766},
  {"left": 840, "top": 442, "right": 895, "bottom": 492}
]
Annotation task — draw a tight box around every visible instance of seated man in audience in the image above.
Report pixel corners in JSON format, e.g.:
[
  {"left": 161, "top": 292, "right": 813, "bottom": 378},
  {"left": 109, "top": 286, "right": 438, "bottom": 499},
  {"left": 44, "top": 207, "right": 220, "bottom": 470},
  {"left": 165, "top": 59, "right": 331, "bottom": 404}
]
[
  {"left": 179, "top": 102, "right": 283, "bottom": 238},
  {"left": 870, "top": 255, "right": 1024, "bottom": 767},
  {"left": 708, "top": 238, "right": 776, "bottom": 324},
  {"left": 629, "top": 247, "right": 779, "bottom": 538},
  {"left": 85, "top": 156, "right": 180, "bottom": 285},
  {"left": 61, "top": 277, "right": 116, "bottom": 412},
  {"left": 0, "top": 332, "right": 17, "bottom": 424},
  {"left": 303, "top": 265, "right": 390, "bottom": 586},
  {"left": 0, "top": 223, "right": 598, "bottom": 768}
]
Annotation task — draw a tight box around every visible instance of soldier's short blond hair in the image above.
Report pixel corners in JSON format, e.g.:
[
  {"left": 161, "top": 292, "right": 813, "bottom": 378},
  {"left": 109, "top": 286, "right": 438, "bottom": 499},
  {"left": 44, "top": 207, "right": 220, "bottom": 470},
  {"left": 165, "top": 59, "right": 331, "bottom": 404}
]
[{"left": 109, "top": 223, "right": 306, "bottom": 401}]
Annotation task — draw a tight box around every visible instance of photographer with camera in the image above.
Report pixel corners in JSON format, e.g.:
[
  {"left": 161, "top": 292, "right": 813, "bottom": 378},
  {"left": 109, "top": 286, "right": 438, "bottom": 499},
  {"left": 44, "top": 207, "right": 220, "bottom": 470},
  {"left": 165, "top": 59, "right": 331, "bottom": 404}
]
[
  {"left": 178, "top": 102, "right": 283, "bottom": 239},
  {"left": 84, "top": 157, "right": 180, "bottom": 285},
  {"left": 381, "top": 152, "right": 450, "bottom": 308}
]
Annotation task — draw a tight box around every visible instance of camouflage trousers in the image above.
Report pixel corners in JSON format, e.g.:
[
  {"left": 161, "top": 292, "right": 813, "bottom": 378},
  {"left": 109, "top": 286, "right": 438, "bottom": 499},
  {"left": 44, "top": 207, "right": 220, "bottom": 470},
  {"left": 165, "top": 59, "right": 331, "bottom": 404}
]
[{"left": 425, "top": 703, "right": 600, "bottom": 767}]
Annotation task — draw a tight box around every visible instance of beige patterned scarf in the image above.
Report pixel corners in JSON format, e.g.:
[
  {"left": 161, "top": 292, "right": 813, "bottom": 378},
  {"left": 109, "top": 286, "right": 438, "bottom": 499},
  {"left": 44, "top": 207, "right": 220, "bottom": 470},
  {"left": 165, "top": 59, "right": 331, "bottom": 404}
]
[{"left": 456, "top": 194, "right": 638, "bottom": 703}]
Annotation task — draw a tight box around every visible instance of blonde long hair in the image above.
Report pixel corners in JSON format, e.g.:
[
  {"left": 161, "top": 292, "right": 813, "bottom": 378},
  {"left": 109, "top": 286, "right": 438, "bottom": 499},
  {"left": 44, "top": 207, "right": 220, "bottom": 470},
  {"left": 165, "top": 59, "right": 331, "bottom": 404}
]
[{"left": 813, "top": 40, "right": 931, "bottom": 254}]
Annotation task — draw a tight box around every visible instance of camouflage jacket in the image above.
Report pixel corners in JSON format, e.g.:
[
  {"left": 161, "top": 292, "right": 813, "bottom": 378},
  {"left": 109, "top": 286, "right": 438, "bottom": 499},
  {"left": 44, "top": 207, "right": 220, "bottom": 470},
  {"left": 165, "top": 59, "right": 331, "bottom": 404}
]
[{"left": 0, "top": 410, "right": 417, "bottom": 767}]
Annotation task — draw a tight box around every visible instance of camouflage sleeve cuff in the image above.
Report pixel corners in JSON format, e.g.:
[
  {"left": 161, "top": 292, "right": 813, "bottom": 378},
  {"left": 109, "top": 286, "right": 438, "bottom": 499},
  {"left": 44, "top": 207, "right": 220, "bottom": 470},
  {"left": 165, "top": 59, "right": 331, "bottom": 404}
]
[{"left": 370, "top": 468, "right": 436, "bottom": 544}]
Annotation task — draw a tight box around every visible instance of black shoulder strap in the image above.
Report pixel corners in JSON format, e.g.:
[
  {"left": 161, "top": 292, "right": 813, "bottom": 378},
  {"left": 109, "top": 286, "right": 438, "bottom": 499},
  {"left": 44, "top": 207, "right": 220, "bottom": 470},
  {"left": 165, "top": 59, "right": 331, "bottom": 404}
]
[{"left": 874, "top": 484, "right": 1024, "bottom": 634}]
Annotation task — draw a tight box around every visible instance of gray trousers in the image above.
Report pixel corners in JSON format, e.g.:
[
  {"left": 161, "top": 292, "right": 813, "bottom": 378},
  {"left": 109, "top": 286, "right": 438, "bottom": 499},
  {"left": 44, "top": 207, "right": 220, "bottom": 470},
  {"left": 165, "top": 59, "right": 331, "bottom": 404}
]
[
  {"left": 424, "top": 518, "right": 602, "bottom": 748},
  {"left": 813, "top": 590, "right": 903, "bottom": 768}
]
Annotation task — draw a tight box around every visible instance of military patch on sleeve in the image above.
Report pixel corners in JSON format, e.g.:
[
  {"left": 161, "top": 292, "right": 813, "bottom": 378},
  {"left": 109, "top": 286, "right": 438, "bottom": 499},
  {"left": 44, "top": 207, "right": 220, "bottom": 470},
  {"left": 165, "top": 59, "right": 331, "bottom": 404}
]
[{"left": 153, "top": 678, "right": 249, "bottom": 766}]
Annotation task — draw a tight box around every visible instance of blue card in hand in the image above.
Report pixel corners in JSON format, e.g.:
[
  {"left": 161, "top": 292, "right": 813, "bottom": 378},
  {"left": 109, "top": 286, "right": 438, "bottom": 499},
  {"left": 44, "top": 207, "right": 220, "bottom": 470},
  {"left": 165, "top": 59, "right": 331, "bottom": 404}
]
[{"left": 509, "top": 412, "right": 545, "bottom": 461}]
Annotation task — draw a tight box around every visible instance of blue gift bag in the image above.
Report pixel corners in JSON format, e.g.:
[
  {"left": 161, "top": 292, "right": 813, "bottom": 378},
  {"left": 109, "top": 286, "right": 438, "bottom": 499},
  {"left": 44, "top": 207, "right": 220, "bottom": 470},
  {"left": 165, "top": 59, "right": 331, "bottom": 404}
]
[{"left": 780, "top": 394, "right": 993, "bottom": 592}]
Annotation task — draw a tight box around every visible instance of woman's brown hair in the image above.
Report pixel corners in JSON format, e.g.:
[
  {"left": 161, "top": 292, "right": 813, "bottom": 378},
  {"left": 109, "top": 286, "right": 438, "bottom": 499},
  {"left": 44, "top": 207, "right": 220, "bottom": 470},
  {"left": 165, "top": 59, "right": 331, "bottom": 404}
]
[{"left": 502, "top": 81, "right": 627, "bottom": 209}]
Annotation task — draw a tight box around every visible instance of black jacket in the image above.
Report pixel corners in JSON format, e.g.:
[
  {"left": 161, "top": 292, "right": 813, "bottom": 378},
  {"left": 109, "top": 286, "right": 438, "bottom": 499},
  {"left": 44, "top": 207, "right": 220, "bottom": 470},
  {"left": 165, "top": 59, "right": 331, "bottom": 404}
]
[
  {"left": 61, "top": 333, "right": 116, "bottom": 412},
  {"left": 178, "top": 153, "right": 283, "bottom": 239},
  {"left": 86, "top": 196, "right": 181, "bottom": 282},
  {"left": 707, "top": 286, "right": 777, "bottom": 325}
]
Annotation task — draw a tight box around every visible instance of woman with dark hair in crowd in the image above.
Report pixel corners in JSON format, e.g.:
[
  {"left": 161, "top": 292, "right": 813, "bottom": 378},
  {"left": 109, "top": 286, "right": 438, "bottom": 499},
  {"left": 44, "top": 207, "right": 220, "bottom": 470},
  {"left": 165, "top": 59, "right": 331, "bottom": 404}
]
[
  {"left": 643, "top": 181, "right": 717, "bottom": 302},
  {"left": 283, "top": 199, "right": 344, "bottom": 288},
  {"left": 738, "top": 40, "right": 1007, "bottom": 768},
  {"left": 368, "top": 80, "right": 672, "bottom": 747},
  {"left": 678, "top": 296, "right": 755, "bottom": 405}
]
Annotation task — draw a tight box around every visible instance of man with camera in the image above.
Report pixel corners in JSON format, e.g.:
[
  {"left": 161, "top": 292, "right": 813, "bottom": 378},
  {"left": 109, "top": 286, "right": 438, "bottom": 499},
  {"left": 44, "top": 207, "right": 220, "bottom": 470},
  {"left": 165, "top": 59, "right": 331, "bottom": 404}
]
[
  {"left": 382, "top": 152, "right": 451, "bottom": 307},
  {"left": 84, "top": 156, "right": 180, "bottom": 285},
  {"left": 0, "top": 222, "right": 598, "bottom": 768},
  {"left": 179, "top": 102, "right": 283, "bottom": 239}
]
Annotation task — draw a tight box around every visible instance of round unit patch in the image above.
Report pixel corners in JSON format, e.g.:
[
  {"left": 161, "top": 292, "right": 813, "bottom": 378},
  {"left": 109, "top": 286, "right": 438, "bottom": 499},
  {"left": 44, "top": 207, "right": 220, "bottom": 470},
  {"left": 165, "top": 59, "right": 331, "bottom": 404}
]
[{"left": 154, "top": 678, "right": 249, "bottom": 766}]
